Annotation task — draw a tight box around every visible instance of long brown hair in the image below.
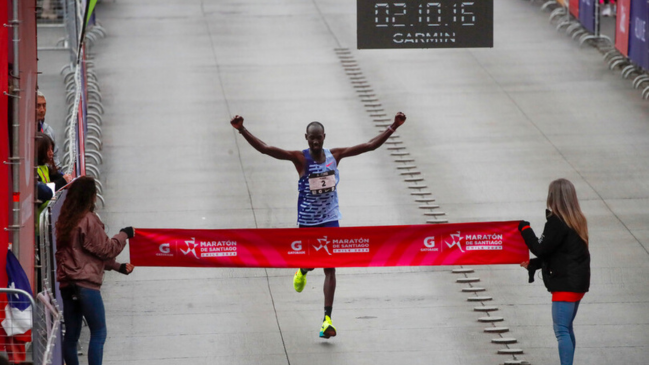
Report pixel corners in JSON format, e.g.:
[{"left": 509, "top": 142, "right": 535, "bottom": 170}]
[
  {"left": 547, "top": 178, "right": 588, "bottom": 246},
  {"left": 36, "top": 132, "right": 58, "bottom": 175},
  {"left": 55, "top": 176, "right": 97, "bottom": 247}
]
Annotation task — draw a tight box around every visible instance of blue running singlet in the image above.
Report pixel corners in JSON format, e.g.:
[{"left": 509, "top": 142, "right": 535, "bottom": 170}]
[{"left": 297, "top": 148, "right": 342, "bottom": 226}]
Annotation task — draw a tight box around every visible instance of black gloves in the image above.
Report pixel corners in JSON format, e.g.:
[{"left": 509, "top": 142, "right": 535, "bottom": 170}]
[
  {"left": 527, "top": 258, "right": 542, "bottom": 283},
  {"left": 118, "top": 264, "right": 131, "bottom": 275},
  {"left": 518, "top": 220, "right": 530, "bottom": 232},
  {"left": 120, "top": 227, "right": 135, "bottom": 238}
]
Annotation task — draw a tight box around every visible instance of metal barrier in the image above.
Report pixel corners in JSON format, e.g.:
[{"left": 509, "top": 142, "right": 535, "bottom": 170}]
[
  {"left": 38, "top": 203, "right": 56, "bottom": 297},
  {"left": 0, "top": 288, "right": 35, "bottom": 364},
  {"left": 37, "top": 0, "right": 70, "bottom": 52},
  {"left": 58, "top": 0, "right": 107, "bottom": 206},
  {"left": 29, "top": 4, "right": 109, "bottom": 363},
  {"left": 32, "top": 289, "right": 62, "bottom": 365},
  {"left": 36, "top": 0, "right": 65, "bottom": 25},
  {"left": 529, "top": 0, "right": 649, "bottom": 99},
  {"left": 32, "top": 193, "right": 65, "bottom": 365},
  {"left": 540, "top": 0, "right": 611, "bottom": 46}
]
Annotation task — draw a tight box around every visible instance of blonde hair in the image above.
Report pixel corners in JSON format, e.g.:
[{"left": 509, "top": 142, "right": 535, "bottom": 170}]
[{"left": 547, "top": 178, "right": 588, "bottom": 246}]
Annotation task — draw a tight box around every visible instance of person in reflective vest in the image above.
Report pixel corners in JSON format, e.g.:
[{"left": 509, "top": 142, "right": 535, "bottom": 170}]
[
  {"left": 36, "top": 132, "right": 71, "bottom": 191},
  {"left": 36, "top": 133, "right": 72, "bottom": 233}
]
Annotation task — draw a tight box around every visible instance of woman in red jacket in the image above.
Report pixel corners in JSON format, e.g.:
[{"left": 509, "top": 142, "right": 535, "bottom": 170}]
[
  {"left": 519, "top": 178, "right": 590, "bottom": 365},
  {"left": 55, "top": 176, "right": 135, "bottom": 365}
]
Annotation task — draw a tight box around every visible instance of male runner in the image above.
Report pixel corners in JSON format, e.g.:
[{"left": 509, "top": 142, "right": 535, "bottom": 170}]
[{"left": 230, "top": 112, "right": 406, "bottom": 338}]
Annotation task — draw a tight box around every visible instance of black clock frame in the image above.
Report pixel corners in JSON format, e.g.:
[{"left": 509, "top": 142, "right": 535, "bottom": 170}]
[{"left": 357, "top": 0, "right": 493, "bottom": 49}]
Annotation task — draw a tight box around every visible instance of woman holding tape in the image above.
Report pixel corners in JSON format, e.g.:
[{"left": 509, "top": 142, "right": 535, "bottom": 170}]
[
  {"left": 55, "top": 176, "right": 135, "bottom": 365},
  {"left": 519, "top": 178, "right": 590, "bottom": 365}
]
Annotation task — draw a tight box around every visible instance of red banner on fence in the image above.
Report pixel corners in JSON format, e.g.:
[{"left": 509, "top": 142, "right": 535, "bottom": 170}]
[
  {"left": 130, "top": 221, "right": 528, "bottom": 268},
  {"left": 570, "top": 0, "right": 580, "bottom": 17},
  {"left": 616, "top": 0, "right": 632, "bottom": 56},
  {"left": 0, "top": 0, "right": 11, "bottom": 285}
]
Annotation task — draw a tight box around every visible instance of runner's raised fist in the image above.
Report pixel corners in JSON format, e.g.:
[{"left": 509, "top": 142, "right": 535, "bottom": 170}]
[
  {"left": 230, "top": 115, "right": 244, "bottom": 130},
  {"left": 394, "top": 112, "right": 406, "bottom": 126}
]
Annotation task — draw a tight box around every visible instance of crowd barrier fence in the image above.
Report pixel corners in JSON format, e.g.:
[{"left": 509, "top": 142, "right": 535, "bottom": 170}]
[
  {"left": 533, "top": 0, "right": 649, "bottom": 98},
  {"left": 0, "top": 287, "right": 61, "bottom": 365},
  {"left": 0, "top": 289, "right": 34, "bottom": 364},
  {"left": 23, "top": 1, "right": 108, "bottom": 363},
  {"left": 36, "top": 0, "right": 65, "bottom": 25},
  {"left": 58, "top": 0, "right": 107, "bottom": 206}
]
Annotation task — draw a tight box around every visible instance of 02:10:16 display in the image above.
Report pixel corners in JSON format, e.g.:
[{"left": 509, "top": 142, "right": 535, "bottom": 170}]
[{"left": 374, "top": 2, "right": 476, "bottom": 27}]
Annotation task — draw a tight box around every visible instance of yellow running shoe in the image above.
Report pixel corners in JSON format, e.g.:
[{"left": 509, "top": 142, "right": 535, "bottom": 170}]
[
  {"left": 319, "top": 315, "right": 337, "bottom": 339},
  {"left": 293, "top": 269, "right": 306, "bottom": 293}
]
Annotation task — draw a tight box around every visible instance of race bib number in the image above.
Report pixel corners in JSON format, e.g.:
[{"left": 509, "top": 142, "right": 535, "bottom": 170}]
[{"left": 308, "top": 170, "right": 336, "bottom": 194}]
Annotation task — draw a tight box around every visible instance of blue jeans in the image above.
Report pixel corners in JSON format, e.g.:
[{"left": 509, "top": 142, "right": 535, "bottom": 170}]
[
  {"left": 552, "top": 300, "right": 581, "bottom": 365},
  {"left": 62, "top": 286, "right": 107, "bottom": 365}
]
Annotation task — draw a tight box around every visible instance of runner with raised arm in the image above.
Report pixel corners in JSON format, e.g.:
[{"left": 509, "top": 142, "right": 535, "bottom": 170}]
[{"left": 230, "top": 112, "right": 406, "bottom": 338}]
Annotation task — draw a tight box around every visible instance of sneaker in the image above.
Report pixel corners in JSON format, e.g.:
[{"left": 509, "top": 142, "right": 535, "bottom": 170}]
[
  {"left": 319, "top": 315, "right": 337, "bottom": 339},
  {"left": 293, "top": 269, "right": 306, "bottom": 293},
  {"left": 602, "top": 4, "right": 612, "bottom": 17}
]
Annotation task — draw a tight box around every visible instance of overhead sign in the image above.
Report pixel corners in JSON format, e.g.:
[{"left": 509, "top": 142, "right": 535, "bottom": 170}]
[{"left": 357, "top": 0, "right": 494, "bottom": 49}]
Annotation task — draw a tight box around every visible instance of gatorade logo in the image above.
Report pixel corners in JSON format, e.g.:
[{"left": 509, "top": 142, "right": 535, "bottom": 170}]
[
  {"left": 421, "top": 236, "right": 438, "bottom": 252},
  {"left": 156, "top": 243, "right": 173, "bottom": 257},
  {"left": 289, "top": 240, "right": 305, "bottom": 255}
]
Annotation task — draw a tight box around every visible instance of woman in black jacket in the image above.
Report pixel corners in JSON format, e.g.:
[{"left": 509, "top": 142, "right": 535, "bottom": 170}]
[{"left": 519, "top": 178, "right": 590, "bottom": 365}]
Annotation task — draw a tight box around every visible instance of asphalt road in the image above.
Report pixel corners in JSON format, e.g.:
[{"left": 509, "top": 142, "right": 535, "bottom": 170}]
[{"left": 38, "top": 1, "right": 649, "bottom": 364}]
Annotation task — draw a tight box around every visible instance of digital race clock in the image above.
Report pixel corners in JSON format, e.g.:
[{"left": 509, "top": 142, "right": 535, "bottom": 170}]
[{"left": 357, "top": 0, "right": 493, "bottom": 49}]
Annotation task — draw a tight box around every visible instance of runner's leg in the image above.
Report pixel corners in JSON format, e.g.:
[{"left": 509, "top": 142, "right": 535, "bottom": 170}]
[
  {"left": 323, "top": 268, "right": 336, "bottom": 314},
  {"left": 297, "top": 220, "right": 339, "bottom": 337}
]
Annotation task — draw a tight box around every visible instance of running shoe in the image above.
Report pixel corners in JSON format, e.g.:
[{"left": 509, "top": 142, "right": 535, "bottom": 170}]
[
  {"left": 319, "top": 315, "right": 337, "bottom": 339},
  {"left": 293, "top": 269, "right": 306, "bottom": 293}
]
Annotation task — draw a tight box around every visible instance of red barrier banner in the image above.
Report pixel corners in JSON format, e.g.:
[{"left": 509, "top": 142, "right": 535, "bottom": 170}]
[
  {"left": 130, "top": 221, "right": 528, "bottom": 268},
  {"left": 0, "top": 0, "right": 10, "bottom": 287},
  {"left": 17, "top": 0, "right": 38, "bottom": 285},
  {"left": 616, "top": 0, "right": 632, "bottom": 56},
  {"left": 570, "top": 0, "right": 580, "bottom": 18}
]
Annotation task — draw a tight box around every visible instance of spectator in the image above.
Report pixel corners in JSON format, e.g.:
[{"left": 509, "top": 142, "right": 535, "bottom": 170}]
[
  {"left": 519, "top": 178, "right": 590, "bottom": 365},
  {"left": 37, "top": 90, "right": 60, "bottom": 167},
  {"left": 36, "top": 132, "right": 71, "bottom": 191},
  {"left": 37, "top": 182, "right": 54, "bottom": 203},
  {"left": 55, "top": 176, "right": 135, "bottom": 365},
  {"left": 36, "top": 132, "right": 71, "bottom": 237}
]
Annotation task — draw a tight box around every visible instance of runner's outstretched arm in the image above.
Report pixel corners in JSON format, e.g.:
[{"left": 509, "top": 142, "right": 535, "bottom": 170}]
[
  {"left": 230, "top": 115, "right": 305, "bottom": 171},
  {"left": 230, "top": 115, "right": 299, "bottom": 160},
  {"left": 331, "top": 112, "right": 406, "bottom": 163}
]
